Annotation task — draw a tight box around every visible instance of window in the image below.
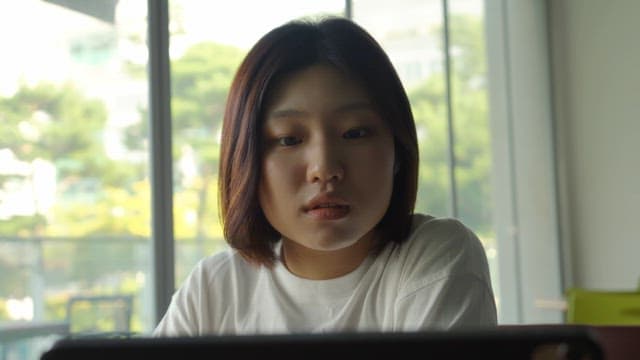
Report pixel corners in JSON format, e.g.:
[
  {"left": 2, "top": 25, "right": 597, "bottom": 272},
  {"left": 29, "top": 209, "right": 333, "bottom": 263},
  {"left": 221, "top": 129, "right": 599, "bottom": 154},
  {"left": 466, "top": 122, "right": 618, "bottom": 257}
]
[
  {"left": 0, "top": 1, "right": 150, "bottom": 358},
  {"left": 352, "top": 0, "right": 500, "bottom": 313},
  {"left": 2, "top": 1, "right": 555, "bottom": 359}
]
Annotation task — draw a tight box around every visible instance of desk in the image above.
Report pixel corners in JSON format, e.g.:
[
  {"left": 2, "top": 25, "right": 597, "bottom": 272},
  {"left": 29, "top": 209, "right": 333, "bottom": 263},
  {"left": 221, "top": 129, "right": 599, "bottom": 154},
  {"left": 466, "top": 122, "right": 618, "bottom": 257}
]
[
  {"left": 499, "top": 324, "right": 640, "bottom": 360},
  {"left": 590, "top": 326, "right": 640, "bottom": 360}
]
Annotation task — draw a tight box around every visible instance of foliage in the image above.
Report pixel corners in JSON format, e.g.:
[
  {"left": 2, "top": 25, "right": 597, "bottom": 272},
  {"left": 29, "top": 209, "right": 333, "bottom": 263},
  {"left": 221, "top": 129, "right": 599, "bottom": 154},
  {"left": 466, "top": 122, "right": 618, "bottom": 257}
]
[
  {"left": 0, "top": 83, "right": 141, "bottom": 241},
  {"left": 408, "top": 14, "right": 493, "bottom": 236},
  {"left": 0, "top": 298, "right": 7, "bottom": 321},
  {"left": 170, "top": 42, "right": 245, "bottom": 240},
  {"left": 0, "top": 215, "right": 46, "bottom": 237}
]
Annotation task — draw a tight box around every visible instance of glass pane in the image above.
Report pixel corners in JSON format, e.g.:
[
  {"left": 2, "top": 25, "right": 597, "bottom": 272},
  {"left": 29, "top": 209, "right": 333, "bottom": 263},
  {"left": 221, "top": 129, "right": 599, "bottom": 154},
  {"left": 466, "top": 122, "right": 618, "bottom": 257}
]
[
  {"left": 448, "top": 0, "right": 499, "bottom": 316},
  {"left": 168, "top": 0, "right": 346, "bottom": 287},
  {"left": 0, "top": 1, "right": 151, "bottom": 358},
  {"left": 352, "top": 0, "right": 451, "bottom": 218},
  {"left": 353, "top": 0, "right": 501, "bottom": 317}
]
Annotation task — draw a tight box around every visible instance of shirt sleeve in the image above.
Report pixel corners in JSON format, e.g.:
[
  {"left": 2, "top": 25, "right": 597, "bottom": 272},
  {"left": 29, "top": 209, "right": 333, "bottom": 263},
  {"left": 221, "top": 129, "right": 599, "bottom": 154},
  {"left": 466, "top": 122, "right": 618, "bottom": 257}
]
[
  {"left": 151, "top": 261, "right": 205, "bottom": 337},
  {"left": 151, "top": 286, "right": 198, "bottom": 337},
  {"left": 395, "top": 273, "right": 497, "bottom": 331},
  {"left": 393, "top": 217, "right": 498, "bottom": 330}
]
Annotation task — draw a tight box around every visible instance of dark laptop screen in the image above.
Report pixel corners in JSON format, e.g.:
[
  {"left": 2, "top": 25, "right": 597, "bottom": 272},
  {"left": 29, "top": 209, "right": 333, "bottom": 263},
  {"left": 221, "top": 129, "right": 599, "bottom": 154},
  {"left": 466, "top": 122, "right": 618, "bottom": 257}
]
[{"left": 41, "top": 326, "right": 603, "bottom": 360}]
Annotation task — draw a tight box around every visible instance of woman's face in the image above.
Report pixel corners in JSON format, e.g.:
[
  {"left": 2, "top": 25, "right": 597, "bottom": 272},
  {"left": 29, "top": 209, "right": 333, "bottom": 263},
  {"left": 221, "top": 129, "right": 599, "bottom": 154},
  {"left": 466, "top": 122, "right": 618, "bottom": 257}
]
[{"left": 259, "top": 64, "right": 395, "bottom": 254}]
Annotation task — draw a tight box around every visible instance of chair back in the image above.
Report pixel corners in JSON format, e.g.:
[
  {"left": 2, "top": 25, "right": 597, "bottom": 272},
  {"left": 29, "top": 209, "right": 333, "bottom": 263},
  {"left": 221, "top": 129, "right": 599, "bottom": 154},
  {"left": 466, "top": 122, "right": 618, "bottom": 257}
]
[{"left": 65, "top": 294, "right": 133, "bottom": 336}]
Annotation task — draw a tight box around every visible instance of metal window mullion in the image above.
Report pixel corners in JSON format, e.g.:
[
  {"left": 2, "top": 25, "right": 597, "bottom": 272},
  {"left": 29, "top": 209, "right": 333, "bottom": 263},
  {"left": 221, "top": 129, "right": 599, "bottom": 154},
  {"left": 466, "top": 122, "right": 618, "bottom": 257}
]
[
  {"left": 148, "top": 0, "right": 175, "bottom": 327},
  {"left": 500, "top": 0, "right": 524, "bottom": 323},
  {"left": 442, "top": 0, "right": 459, "bottom": 218}
]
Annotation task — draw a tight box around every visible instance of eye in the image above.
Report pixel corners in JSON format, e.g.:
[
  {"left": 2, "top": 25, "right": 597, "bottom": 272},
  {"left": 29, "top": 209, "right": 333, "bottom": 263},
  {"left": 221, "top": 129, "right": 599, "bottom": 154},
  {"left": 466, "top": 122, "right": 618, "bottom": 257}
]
[
  {"left": 277, "top": 136, "right": 302, "bottom": 146},
  {"left": 343, "top": 127, "right": 370, "bottom": 139}
]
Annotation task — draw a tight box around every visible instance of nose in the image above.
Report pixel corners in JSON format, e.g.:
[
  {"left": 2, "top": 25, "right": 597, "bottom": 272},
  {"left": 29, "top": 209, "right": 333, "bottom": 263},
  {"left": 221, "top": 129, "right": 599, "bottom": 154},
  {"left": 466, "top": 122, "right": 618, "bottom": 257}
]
[{"left": 306, "top": 138, "right": 344, "bottom": 185}]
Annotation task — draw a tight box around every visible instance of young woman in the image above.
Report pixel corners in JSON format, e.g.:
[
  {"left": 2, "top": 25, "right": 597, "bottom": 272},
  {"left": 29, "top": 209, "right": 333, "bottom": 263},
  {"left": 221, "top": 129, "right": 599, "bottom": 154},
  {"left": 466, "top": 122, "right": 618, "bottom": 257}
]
[{"left": 153, "top": 17, "right": 497, "bottom": 336}]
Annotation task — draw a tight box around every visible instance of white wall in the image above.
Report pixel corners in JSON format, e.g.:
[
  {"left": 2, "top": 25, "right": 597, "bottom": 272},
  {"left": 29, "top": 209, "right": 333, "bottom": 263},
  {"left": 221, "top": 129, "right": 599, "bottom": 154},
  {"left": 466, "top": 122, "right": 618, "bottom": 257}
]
[{"left": 549, "top": 0, "right": 640, "bottom": 290}]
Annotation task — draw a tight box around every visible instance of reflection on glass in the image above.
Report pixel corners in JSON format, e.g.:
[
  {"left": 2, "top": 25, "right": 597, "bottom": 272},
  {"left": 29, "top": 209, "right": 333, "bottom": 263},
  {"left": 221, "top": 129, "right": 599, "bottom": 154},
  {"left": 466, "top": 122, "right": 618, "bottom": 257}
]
[
  {"left": 167, "top": 0, "right": 345, "bottom": 286},
  {"left": 0, "top": 1, "right": 150, "bottom": 358}
]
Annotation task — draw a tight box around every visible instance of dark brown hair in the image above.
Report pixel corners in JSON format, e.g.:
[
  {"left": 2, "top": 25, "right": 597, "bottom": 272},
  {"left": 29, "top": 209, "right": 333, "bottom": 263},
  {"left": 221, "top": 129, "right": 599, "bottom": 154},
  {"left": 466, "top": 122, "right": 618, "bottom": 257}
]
[{"left": 219, "top": 17, "right": 419, "bottom": 267}]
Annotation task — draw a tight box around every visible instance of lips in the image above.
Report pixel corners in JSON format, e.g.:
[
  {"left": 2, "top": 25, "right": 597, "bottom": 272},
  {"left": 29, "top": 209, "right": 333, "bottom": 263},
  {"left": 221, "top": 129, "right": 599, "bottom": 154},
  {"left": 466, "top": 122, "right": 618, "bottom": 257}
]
[
  {"left": 306, "top": 205, "right": 350, "bottom": 220},
  {"left": 304, "top": 194, "right": 350, "bottom": 220},
  {"left": 310, "top": 203, "right": 347, "bottom": 209}
]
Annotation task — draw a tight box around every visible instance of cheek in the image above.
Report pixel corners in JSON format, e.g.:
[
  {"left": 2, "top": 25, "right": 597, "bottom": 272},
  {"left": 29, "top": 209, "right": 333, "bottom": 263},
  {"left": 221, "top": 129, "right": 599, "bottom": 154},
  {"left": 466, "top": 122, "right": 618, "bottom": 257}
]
[
  {"left": 259, "top": 156, "right": 299, "bottom": 201},
  {"left": 348, "top": 142, "right": 395, "bottom": 200},
  {"left": 351, "top": 142, "right": 395, "bottom": 177}
]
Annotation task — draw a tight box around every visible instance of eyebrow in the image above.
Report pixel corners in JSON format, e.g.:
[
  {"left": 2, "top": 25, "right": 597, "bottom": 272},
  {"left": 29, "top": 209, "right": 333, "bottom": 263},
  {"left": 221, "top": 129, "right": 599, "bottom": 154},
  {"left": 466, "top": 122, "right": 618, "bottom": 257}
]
[{"left": 268, "top": 101, "right": 376, "bottom": 119}]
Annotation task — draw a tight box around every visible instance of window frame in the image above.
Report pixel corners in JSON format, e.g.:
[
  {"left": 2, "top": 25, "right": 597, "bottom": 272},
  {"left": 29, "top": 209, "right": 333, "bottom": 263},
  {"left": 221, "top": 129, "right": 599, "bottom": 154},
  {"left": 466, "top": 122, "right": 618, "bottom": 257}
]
[{"left": 148, "top": 0, "right": 175, "bottom": 324}]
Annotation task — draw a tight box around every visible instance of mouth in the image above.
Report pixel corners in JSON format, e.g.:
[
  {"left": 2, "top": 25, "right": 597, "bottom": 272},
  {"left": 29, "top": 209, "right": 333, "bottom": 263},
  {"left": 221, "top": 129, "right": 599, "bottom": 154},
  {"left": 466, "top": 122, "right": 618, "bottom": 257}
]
[
  {"left": 306, "top": 204, "right": 350, "bottom": 220},
  {"left": 304, "top": 196, "right": 351, "bottom": 220}
]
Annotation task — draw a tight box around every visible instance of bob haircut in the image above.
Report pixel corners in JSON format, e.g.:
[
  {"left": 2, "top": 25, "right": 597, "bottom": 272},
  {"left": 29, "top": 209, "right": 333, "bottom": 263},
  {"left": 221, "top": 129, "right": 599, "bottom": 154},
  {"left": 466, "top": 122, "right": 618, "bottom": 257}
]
[{"left": 219, "top": 17, "right": 419, "bottom": 267}]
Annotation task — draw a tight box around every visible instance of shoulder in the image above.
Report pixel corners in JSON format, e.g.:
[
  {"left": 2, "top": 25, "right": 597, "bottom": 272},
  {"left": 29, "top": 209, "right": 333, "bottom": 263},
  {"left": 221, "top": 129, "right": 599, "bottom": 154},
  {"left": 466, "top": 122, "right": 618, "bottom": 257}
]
[
  {"left": 153, "top": 247, "right": 264, "bottom": 336},
  {"left": 186, "top": 246, "right": 259, "bottom": 288},
  {"left": 391, "top": 213, "right": 490, "bottom": 288},
  {"left": 405, "top": 213, "right": 483, "bottom": 257},
  {"left": 377, "top": 214, "right": 497, "bottom": 328}
]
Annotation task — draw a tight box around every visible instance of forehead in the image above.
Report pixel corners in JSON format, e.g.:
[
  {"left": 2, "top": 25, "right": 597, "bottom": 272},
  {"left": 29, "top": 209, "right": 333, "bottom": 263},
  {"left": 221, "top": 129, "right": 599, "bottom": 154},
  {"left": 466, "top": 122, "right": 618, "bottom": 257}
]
[{"left": 264, "top": 64, "right": 373, "bottom": 116}]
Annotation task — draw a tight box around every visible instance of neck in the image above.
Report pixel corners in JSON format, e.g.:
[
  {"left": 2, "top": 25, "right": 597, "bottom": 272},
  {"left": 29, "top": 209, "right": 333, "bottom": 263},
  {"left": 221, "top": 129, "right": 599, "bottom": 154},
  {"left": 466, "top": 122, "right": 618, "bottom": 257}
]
[{"left": 280, "top": 230, "right": 376, "bottom": 280}]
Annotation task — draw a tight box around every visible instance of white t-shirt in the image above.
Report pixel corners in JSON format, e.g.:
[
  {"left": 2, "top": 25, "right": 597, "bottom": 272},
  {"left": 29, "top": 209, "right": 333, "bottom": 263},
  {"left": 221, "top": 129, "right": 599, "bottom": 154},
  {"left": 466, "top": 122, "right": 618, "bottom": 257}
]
[{"left": 153, "top": 214, "right": 497, "bottom": 336}]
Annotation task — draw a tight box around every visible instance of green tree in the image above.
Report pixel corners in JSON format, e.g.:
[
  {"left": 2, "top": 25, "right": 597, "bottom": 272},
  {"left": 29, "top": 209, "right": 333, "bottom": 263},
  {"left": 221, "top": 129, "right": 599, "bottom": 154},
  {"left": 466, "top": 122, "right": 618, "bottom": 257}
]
[
  {"left": 1, "top": 83, "right": 123, "bottom": 237},
  {"left": 0, "top": 83, "right": 143, "bottom": 290},
  {"left": 125, "top": 42, "right": 244, "bottom": 248},
  {"left": 408, "top": 14, "right": 492, "bottom": 236},
  {"left": 171, "top": 42, "right": 244, "bottom": 243}
]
